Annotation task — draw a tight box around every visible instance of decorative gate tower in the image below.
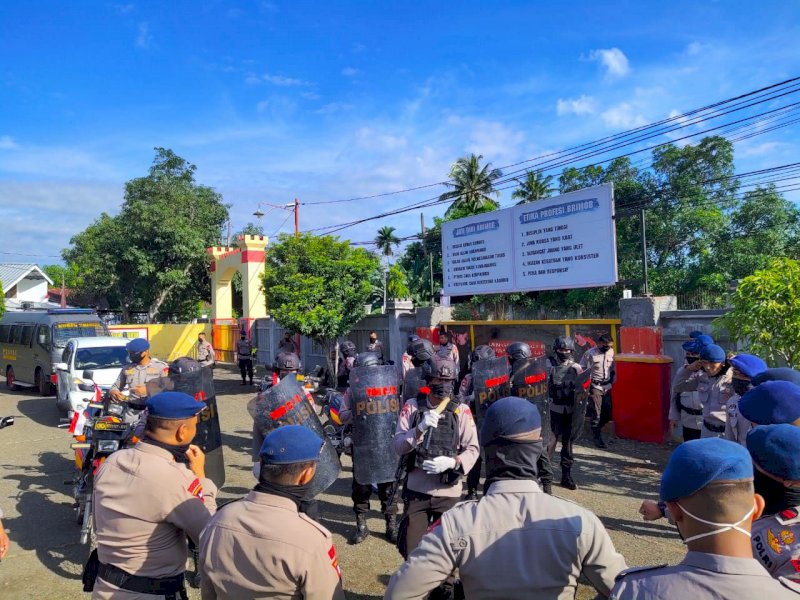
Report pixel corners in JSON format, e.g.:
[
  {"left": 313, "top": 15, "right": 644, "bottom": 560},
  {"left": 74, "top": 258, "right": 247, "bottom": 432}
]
[{"left": 208, "top": 235, "right": 268, "bottom": 332}]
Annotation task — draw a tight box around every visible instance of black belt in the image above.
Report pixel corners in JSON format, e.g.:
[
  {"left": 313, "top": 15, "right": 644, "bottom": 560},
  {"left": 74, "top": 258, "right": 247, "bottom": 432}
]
[
  {"left": 703, "top": 420, "right": 725, "bottom": 433},
  {"left": 678, "top": 401, "right": 703, "bottom": 416},
  {"left": 97, "top": 562, "right": 187, "bottom": 599}
]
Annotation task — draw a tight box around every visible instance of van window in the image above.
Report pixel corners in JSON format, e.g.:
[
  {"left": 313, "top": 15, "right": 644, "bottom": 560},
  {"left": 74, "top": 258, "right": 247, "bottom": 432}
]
[
  {"left": 20, "top": 325, "right": 34, "bottom": 347},
  {"left": 12, "top": 326, "right": 23, "bottom": 345},
  {"left": 52, "top": 322, "right": 108, "bottom": 348},
  {"left": 0, "top": 324, "right": 10, "bottom": 343},
  {"left": 75, "top": 347, "right": 129, "bottom": 371},
  {"left": 37, "top": 325, "right": 51, "bottom": 350}
]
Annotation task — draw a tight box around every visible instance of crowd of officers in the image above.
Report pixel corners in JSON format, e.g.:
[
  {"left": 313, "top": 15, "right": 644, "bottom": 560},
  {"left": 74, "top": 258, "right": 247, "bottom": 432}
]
[{"left": 70, "top": 327, "right": 800, "bottom": 599}]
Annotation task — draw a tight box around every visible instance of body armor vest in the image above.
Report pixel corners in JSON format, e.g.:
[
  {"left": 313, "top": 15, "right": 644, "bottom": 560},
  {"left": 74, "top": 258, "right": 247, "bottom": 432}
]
[
  {"left": 549, "top": 359, "right": 577, "bottom": 406},
  {"left": 413, "top": 397, "right": 460, "bottom": 467}
]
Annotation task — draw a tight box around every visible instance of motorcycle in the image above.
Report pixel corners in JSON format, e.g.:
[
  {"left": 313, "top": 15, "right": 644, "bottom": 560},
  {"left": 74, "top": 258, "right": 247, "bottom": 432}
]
[
  {"left": 320, "top": 389, "right": 352, "bottom": 458},
  {"left": 68, "top": 370, "right": 138, "bottom": 546}
]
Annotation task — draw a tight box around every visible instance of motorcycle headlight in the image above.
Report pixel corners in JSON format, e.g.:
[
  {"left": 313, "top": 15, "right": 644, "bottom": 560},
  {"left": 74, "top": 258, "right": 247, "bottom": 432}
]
[
  {"left": 97, "top": 440, "right": 119, "bottom": 453},
  {"left": 107, "top": 404, "right": 124, "bottom": 416}
]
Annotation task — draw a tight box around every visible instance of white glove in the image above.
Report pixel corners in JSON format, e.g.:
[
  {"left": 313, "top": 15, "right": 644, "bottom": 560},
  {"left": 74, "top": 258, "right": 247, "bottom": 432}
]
[
  {"left": 252, "top": 462, "right": 260, "bottom": 479},
  {"left": 422, "top": 456, "right": 457, "bottom": 474},
  {"left": 417, "top": 411, "right": 441, "bottom": 433}
]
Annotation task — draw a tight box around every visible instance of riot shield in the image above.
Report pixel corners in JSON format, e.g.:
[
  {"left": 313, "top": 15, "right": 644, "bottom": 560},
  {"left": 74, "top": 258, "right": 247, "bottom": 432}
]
[
  {"left": 146, "top": 366, "right": 225, "bottom": 487},
  {"left": 572, "top": 370, "right": 592, "bottom": 441},
  {"left": 510, "top": 357, "right": 551, "bottom": 444},
  {"left": 403, "top": 367, "right": 426, "bottom": 401},
  {"left": 471, "top": 357, "right": 511, "bottom": 427},
  {"left": 348, "top": 365, "right": 401, "bottom": 485},
  {"left": 252, "top": 374, "right": 341, "bottom": 499}
]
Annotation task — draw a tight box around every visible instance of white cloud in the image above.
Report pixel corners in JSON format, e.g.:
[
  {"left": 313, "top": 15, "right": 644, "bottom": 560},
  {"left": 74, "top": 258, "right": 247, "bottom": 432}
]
[
  {"left": 601, "top": 102, "right": 646, "bottom": 128},
  {"left": 556, "top": 95, "right": 596, "bottom": 116},
  {"left": 256, "top": 96, "right": 297, "bottom": 116},
  {"left": 301, "top": 91, "right": 321, "bottom": 100},
  {"left": 341, "top": 67, "right": 360, "bottom": 77},
  {"left": 135, "top": 22, "right": 151, "bottom": 48},
  {"left": 315, "top": 102, "right": 354, "bottom": 115},
  {"left": 354, "top": 128, "right": 407, "bottom": 151},
  {"left": 0, "top": 136, "right": 17, "bottom": 150},
  {"left": 588, "top": 48, "right": 630, "bottom": 78},
  {"left": 246, "top": 72, "right": 308, "bottom": 86},
  {"left": 686, "top": 42, "right": 710, "bottom": 56},
  {"left": 465, "top": 120, "right": 525, "bottom": 162}
]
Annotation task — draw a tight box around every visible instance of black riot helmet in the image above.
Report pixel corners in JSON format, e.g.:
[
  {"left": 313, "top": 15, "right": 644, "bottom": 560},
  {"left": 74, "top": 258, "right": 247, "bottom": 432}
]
[
  {"left": 553, "top": 336, "right": 575, "bottom": 364},
  {"left": 275, "top": 352, "right": 301, "bottom": 372},
  {"left": 169, "top": 356, "right": 201, "bottom": 376},
  {"left": 340, "top": 340, "right": 357, "bottom": 358},
  {"left": 467, "top": 344, "right": 496, "bottom": 373},
  {"left": 354, "top": 351, "right": 382, "bottom": 368},
  {"left": 422, "top": 356, "right": 457, "bottom": 382},
  {"left": 408, "top": 338, "right": 435, "bottom": 366},
  {"left": 506, "top": 342, "right": 532, "bottom": 362}
]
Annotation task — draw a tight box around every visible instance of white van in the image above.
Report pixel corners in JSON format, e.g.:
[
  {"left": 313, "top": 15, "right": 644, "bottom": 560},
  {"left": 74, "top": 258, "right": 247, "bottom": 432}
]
[{"left": 55, "top": 336, "right": 130, "bottom": 416}]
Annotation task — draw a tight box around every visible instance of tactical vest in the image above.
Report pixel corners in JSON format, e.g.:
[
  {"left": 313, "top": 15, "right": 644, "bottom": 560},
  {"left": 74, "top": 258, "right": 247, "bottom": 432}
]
[
  {"left": 413, "top": 397, "right": 460, "bottom": 467},
  {"left": 549, "top": 360, "right": 577, "bottom": 406}
]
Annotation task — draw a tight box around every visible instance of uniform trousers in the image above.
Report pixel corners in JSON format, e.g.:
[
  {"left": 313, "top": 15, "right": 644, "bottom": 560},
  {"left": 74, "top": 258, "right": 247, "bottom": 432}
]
[
  {"left": 352, "top": 480, "right": 397, "bottom": 516},
  {"left": 548, "top": 410, "right": 574, "bottom": 469},
  {"left": 682, "top": 426, "right": 701, "bottom": 441},
  {"left": 238, "top": 358, "right": 253, "bottom": 383},
  {"left": 589, "top": 387, "right": 613, "bottom": 430},
  {"left": 399, "top": 489, "right": 459, "bottom": 559}
]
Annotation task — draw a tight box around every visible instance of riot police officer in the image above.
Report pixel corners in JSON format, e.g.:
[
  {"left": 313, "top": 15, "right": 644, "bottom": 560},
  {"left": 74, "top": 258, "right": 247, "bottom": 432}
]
[
  {"left": 436, "top": 330, "right": 460, "bottom": 378},
  {"left": 402, "top": 337, "right": 435, "bottom": 400},
  {"left": 109, "top": 338, "right": 168, "bottom": 405},
  {"left": 338, "top": 351, "right": 400, "bottom": 544},
  {"left": 235, "top": 331, "right": 254, "bottom": 386},
  {"left": 546, "top": 337, "right": 586, "bottom": 491},
  {"left": 393, "top": 355, "right": 479, "bottom": 558},
  {"left": 338, "top": 340, "right": 357, "bottom": 388}
]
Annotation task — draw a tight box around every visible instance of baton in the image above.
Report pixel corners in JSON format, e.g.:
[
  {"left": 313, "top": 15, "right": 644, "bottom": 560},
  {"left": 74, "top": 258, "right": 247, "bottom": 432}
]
[{"left": 422, "top": 396, "right": 451, "bottom": 452}]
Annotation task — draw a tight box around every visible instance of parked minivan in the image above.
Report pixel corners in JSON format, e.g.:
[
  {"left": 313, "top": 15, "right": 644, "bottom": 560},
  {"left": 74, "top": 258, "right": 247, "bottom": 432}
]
[{"left": 0, "top": 308, "right": 109, "bottom": 395}]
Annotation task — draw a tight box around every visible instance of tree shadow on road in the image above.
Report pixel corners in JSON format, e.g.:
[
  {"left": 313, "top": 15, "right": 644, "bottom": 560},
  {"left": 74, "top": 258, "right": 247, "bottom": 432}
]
[{"left": 15, "top": 397, "right": 63, "bottom": 428}]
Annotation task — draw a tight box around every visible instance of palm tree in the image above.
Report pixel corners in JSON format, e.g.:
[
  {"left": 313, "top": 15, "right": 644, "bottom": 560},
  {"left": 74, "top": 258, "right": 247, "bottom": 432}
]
[
  {"left": 512, "top": 170, "right": 555, "bottom": 204},
  {"left": 440, "top": 154, "right": 503, "bottom": 217},
  {"left": 374, "top": 226, "right": 401, "bottom": 260}
]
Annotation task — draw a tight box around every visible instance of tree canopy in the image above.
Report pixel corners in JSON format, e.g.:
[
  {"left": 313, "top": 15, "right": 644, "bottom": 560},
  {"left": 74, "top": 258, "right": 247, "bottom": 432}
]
[
  {"left": 375, "top": 226, "right": 401, "bottom": 260},
  {"left": 440, "top": 154, "right": 503, "bottom": 218},
  {"left": 512, "top": 170, "right": 555, "bottom": 204}
]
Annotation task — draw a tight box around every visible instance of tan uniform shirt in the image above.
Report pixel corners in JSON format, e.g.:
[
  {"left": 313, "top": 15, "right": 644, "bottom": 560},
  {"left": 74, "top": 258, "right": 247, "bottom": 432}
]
[
  {"left": 110, "top": 359, "right": 169, "bottom": 403},
  {"left": 668, "top": 364, "right": 705, "bottom": 430},
  {"left": 673, "top": 367, "right": 734, "bottom": 436},
  {"left": 197, "top": 340, "right": 215, "bottom": 367},
  {"left": 393, "top": 397, "right": 479, "bottom": 498},
  {"left": 752, "top": 506, "right": 800, "bottom": 584},
  {"left": 610, "top": 551, "right": 800, "bottom": 599},
  {"left": 385, "top": 479, "right": 627, "bottom": 600},
  {"left": 725, "top": 393, "right": 754, "bottom": 446},
  {"left": 92, "top": 442, "right": 218, "bottom": 600},
  {"left": 199, "top": 491, "right": 345, "bottom": 600},
  {"left": 580, "top": 347, "right": 615, "bottom": 391}
]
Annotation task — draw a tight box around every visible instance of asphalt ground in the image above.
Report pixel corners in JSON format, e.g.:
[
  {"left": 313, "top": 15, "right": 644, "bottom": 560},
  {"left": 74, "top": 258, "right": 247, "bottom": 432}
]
[{"left": 0, "top": 366, "right": 684, "bottom": 600}]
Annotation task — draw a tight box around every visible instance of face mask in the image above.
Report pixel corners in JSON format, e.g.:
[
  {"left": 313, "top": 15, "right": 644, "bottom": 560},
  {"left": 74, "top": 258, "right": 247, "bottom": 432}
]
[
  {"left": 754, "top": 468, "right": 800, "bottom": 515},
  {"left": 370, "top": 338, "right": 377, "bottom": 343},
  {"left": 429, "top": 382, "right": 452, "bottom": 398},
  {"left": 142, "top": 437, "right": 191, "bottom": 464},
  {"left": 198, "top": 338, "right": 203, "bottom": 344},
  {"left": 686, "top": 355, "right": 699, "bottom": 364},
  {"left": 732, "top": 379, "right": 752, "bottom": 396},
  {"left": 556, "top": 351, "right": 571, "bottom": 363},
  {"left": 129, "top": 352, "right": 145, "bottom": 364},
  {"left": 675, "top": 501, "right": 755, "bottom": 544},
  {"left": 255, "top": 474, "right": 315, "bottom": 505},
  {"left": 599, "top": 345, "right": 610, "bottom": 353}
]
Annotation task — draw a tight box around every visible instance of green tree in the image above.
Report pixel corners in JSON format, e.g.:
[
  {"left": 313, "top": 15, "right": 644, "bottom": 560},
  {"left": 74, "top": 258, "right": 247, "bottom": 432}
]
[
  {"left": 63, "top": 148, "right": 229, "bottom": 322},
  {"left": 440, "top": 154, "right": 503, "bottom": 218},
  {"left": 237, "top": 222, "right": 265, "bottom": 237},
  {"left": 559, "top": 164, "right": 605, "bottom": 193},
  {"left": 512, "top": 170, "right": 555, "bottom": 204},
  {"left": 0, "top": 282, "right": 5, "bottom": 320},
  {"left": 714, "top": 258, "right": 800, "bottom": 367},
  {"left": 386, "top": 263, "right": 410, "bottom": 298},
  {"left": 42, "top": 264, "right": 81, "bottom": 289},
  {"left": 375, "top": 226, "right": 401, "bottom": 260},
  {"left": 262, "top": 233, "right": 380, "bottom": 378}
]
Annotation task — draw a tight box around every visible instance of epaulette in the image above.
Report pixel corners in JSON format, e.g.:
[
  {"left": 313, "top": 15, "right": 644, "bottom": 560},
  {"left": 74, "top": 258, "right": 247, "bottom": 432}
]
[
  {"left": 615, "top": 564, "right": 668, "bottom": 581},
  {"left": 298, "top": 510, "right": 333, "bottom": 538},
  {"left": 777, "top": 507, "right": 800, "bottom": 526}
]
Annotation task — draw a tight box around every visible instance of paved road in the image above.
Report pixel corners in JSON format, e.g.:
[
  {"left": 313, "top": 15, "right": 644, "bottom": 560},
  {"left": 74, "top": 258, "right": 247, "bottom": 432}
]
[{"left": 0, "top": 367, "right": 683, "bottom": 599}]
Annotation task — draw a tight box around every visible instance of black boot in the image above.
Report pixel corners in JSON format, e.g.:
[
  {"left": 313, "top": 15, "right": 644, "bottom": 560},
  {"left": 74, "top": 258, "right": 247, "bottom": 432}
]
[
  {"left": 385, "top": 514, "right": 399, "bottom": 544},
  {"left": 465, "top": 489, "right": 478, "bottom": 501},
  {"left": 561, "top": 469, "right": 577, "bottom": 490},
  {"left": 593, "top": 427, "right": 607, "bottom": 449},
  {"left": 541, "top": 481, "right": 553, "bottom": 495},
  {"left": 349, "top": 514, "right": 369, "bottom": 544}
]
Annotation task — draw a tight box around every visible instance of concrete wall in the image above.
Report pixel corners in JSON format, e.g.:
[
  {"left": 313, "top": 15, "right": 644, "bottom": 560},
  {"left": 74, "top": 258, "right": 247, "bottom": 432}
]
[
  {"left": 108, "top": 324, "right": 211, "bottom": 362},
  {"left": 15, "top": 277, "right": 49, "bottom": 302}
]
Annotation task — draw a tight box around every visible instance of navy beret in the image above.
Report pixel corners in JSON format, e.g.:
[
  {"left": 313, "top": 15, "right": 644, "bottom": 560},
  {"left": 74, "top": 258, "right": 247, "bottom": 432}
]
[
  {"left": 661, "top": 438, "right": 753, "bottom": 501},
  {"left": 146, "top": 391, "right": 206, "bottom": 420},
  {"left": 700, "top": 344, "right": 726, "bottom": 363},
  {"left": 738, "top": 380, "right": 800, "bottom": 425},
  {"left": 127, "top": 338, "right": 150, "bottom": 352},
  {"left": 747, "top": 424, "right": 800, "bottom": 481},
  {"left": 481, "top": 396, "right": 542, "bottom": 445},
  {"left": 730, "top": 354, "right": 768, "bottom": 379},
  {"left": 260, "top": 425, "right": 323, "bottom": 465},
  {"left": 753, "top": 368, "right": 800, "bottom": 387}
]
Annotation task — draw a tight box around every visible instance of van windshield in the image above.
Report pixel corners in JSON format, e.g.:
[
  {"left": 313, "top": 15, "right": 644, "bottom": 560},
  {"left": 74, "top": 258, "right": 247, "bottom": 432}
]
[
  {"left": 52, "top": 322, "right": 108, "bottom": 348},
  {"left": 75, "top": 347, "right": 129, "bottom": 370}
]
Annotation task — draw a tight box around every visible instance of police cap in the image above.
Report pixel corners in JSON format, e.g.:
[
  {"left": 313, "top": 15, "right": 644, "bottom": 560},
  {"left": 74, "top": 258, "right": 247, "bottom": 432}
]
[
  {"left": 747, "top": 424, "right": 800, "bottom": 482},
  {"left": 146, "top": 391, "right": 206, "bottom": 420},
  {"left": 127, "top": 338, "right": 150, "bottom": 352},
  {"left": 481, "top": 396, "right": 542, "bottom": 445},
  {"left": 660, "top": 438, "right": 752, "bottom": 502},
  {"left": 752, "top": 367, "right": 800, "bottom": 387},
  {"left": 729, "top": 354, "right": 767, "bottom": 379}
]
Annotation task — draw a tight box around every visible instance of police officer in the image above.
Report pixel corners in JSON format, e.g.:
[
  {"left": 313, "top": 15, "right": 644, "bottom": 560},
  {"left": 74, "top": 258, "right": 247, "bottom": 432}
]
[
  {"left": 611, "top": 438, "right": 799, "bottom": 599},
  {"left": 725, "top": 353, "right": 768, "bottom": 446},
  {"left": 235, "top": 331, "right": 254, "bottom": 386},
  {"left": 338, "top": 340, "right": 357, "bottom": 388},
  {"left": 91, "top": 392, "right": 217, "bottom": 599},
  {"left": 669, "top": 338, "right": 710, "bottom": 442},
  {"left": 386, "top": 396, "right": 627, "bottom": 599},
  {"left": 457, "top": 344, "right": 496, "bottom": 500},
  {"left": 393, "top": 356, "right": 478, "bottom": 559},
  {"left": 436, "top": 330, "right": 459, "bottom": 377},
  {"left": 196, "top": 332, "right": 215, "bottom": 368},
  {"left": 672, "top": 343, "right": 734, "bottom": 439},
  {"left": 199, "top": 426, "right": 345, "bottom": 600},
  {"left": 278, "top": 331, "right": 298, "bottom": 354},
  {"left": 110, "top": 338, "right": 168, "bottom": 406},
  {"left": 401, "top": 335, "right": 420, "bottom": 379},
  {"left": 747, "top": 424, "right": 800, "bottom": 583},
  {"left": 367, "top": 330, "right": 385, "bottom": 362},
  {"left": 580, "top": 334, "right": 616, "bottom": 448},
  {"left": 403, "top": 338, "right": 435, "bottom": 400},
  {"left": 546, "top": 336, "right": 584, "bottom": 491},
  {"left": 338, "top": 351, "right": 399, "bottom": 544}
]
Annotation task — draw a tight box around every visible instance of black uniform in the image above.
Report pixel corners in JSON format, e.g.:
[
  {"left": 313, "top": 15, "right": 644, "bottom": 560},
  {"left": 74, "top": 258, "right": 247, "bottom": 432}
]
[{"left": 236, "top": 338, "right": 254, "bottom": 384}]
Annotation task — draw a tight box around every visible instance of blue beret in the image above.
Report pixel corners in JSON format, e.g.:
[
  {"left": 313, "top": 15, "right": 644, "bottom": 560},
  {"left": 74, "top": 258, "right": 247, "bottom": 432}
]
[
  {"left": 689, "top": 331, "right": 704, "bottom": 339},
  {"left": 738, "top": 380, "right": 800, "bottom": 425},
  {"left": 481, "top": 396, "right": 542, "bottom": 444},
  {"left": 260, "top": 425, "right": 323, "bottom": 465},
  {"left": 660, "top": 438, "right": 753, "bottom": 501},
  {"left": 700, "top": 344, "right": 726, "bottom": 363},
  {"left": 127, "top": 338, "right": 150, "bottom": 352},
  {"left": 146, "top": 391, "right": 206, "bottom": 420},
  {"left": 682, "top": 340, "right": 700, "bottom": 353},
  {"left": 730, "top": 354, "right": 768, "bottom": 379},
  {"left": 695, "top": 334, "right": 714, "bottom": 347},
  {"left": 747, "top": 424, "right": 800, "bottom": 481},
  {"left": 753, "top": 368, "right": 800, "bottom": 387}
]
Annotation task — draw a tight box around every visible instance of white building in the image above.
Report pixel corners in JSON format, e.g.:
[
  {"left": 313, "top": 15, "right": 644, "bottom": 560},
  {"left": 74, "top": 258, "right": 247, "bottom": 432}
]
[{"left": 0, "top": 263, "right": 56, "bottom": 310}]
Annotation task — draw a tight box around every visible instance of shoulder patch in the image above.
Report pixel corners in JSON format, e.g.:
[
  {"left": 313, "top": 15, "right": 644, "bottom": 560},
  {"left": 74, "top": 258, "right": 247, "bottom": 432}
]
[
  {"left": 615, "top": 564, "right": 668, "bottom": 581},
  {"left": 455, "top": 404, "right": 472, "bottom": 417},
  {"left": 187, "top": 478, "right": 204, "bottom": 499},
  {"left": 328, "top": 545, "right": 342, "bottom": 579},
  {"left": 778, "top": 508, "right": 800, "bottom": 525},
  {"left": 779, "top": 576, "right": 800, "bottom": 593}
]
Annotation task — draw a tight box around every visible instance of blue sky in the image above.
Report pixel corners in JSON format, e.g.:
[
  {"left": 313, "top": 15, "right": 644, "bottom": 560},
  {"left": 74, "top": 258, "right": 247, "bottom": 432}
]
[{"left": 1, "top": 1, "right": 799, "bottom": 262}]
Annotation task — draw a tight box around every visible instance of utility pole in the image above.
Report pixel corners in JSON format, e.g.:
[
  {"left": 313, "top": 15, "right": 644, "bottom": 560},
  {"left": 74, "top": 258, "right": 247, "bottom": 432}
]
[
  {"left": 294, "top": 198, "right": 299, "bottom": 238},
  {"left": 640, "top": 207, "right": 649, "bottom": 295},
  {"left": 226, "top": 220, "right": 231, "bottom": 246},
  {"left": 421, "top": 213, "right": 434, "bottom": 305}
]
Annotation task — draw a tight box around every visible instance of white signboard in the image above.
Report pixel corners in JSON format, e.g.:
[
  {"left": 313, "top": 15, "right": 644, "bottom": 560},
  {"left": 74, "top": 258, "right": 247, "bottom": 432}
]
[{"left": 441, "top": 184, "right": 617, "bottom": 295}]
